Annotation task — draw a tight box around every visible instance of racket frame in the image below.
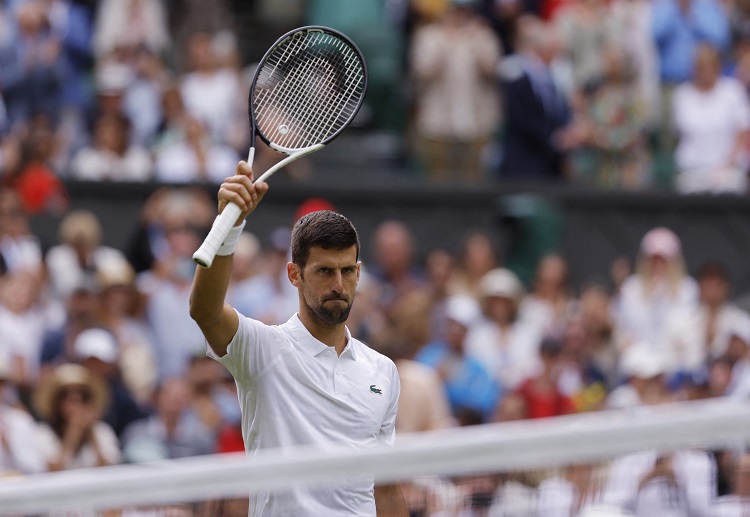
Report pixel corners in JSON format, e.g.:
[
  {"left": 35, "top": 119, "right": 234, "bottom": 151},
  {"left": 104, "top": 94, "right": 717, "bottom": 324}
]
[{"left": 192, "top": 26, "right": 367, "bottom": 268}]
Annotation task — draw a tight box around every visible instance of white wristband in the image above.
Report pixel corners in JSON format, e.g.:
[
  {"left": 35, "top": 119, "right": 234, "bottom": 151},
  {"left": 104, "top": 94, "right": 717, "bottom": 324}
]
[{"left": 216, "top": 218, "right": 246, "bottom": 256}]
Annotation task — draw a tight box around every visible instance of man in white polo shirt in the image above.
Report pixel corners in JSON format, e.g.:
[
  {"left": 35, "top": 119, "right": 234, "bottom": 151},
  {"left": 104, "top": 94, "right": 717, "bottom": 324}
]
[{"left": 189, "top": 161, "right": 408, "bottom": 517}]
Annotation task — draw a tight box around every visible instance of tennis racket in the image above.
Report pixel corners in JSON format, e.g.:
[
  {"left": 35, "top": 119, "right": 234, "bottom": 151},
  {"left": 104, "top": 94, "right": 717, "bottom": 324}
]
[{"left": 193, "top": 26, "right": 368, "bottom": 268}]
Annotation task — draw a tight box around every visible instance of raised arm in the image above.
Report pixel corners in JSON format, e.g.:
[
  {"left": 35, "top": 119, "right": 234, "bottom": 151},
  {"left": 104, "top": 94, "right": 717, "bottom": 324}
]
[{"left": 189, "top": 161, "right": 268, "bottom": 357}]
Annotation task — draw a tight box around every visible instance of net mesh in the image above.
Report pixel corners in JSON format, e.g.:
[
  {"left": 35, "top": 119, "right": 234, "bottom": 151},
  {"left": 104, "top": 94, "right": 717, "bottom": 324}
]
[
  {"left": 1, "top": 399, "right": 750, "bottom": 516},
  {"left": 252, "top": 29, "right": 366, "bottom": 151}
]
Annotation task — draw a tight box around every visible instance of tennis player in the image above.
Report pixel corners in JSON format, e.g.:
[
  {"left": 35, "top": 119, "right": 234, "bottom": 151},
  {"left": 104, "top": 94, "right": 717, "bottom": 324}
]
[{"left": 189, "top": 161, "right": 409, "bottom": 517}]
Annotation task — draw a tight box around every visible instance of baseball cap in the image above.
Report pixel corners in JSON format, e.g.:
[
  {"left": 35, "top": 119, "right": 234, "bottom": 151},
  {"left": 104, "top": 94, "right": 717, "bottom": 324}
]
[
  {"left": 479, "top": 268, "right": 524, "bottom": 300},
  {"left": 74, "top": 328, "right": 118, "bottom": 363},
  {"left": 620, "top": 344, "right": 665, "bottom": 379},
  {"left": 444, "top": 295, "right": 481, "bottom": 328},
  {"left": 640, "top": 227, "right": 681, "bottom": 258}
]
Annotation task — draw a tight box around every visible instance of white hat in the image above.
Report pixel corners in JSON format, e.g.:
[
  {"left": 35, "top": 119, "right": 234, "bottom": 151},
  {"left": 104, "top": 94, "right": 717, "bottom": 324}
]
[
  {"left": 479, "top": 268, "right": 524, "bottom": 300},
  {"left": 640, "top": 227, "right": 681, "bottom": 258},
  {"left": 620, "top": 344, "right": 665, "bottom": 379},
  {"left": 445, "top": 295, "right": 481, "bottom": 328},
  {"left": 74, "top": 328, "right": 118, "bottom": 363}
]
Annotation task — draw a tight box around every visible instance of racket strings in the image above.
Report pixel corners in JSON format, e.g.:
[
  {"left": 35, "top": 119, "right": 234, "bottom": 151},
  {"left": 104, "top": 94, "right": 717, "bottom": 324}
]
[
  {"left": 253, "top": 31, "right": 365, "bottom": 150},
  {"left": 258, "top": 34, "right": 353, "bottom": 146}
]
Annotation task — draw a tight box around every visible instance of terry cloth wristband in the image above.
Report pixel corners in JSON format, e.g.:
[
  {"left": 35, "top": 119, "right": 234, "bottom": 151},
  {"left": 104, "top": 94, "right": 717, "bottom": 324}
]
[{"left": 216, "top": 219, "right": 246, "bottom": 256}]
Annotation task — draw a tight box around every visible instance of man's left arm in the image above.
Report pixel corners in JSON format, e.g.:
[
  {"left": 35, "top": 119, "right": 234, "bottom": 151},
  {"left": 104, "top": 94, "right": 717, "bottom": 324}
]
[{"left": 374, "top": 484, "right": 409, "bottom": 517}]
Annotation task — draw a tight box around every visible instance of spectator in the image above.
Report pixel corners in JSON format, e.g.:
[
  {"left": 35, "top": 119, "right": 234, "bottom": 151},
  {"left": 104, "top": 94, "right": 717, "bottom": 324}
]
[
  {"left": 371, "top": 219, "right": 426, "bottom": 315},
  {"left": 603, "top": 448, "right": 717, "bottom": 516},
  {"left": 606, "top": 344, "right": 671, "bottom": 409},
  {"left": 536, "top": 463, "right": 608, "bottom": 516},
  {"left": 723, "top": 319, "right": 750, "bottom": 398},
  {"left": 0, "top": 188, "right": 43, "bottom": 276},
  {"left": 0, "top": 270, "right": 47, "bottom": 393},
  {"left": 40, "top": 0, "right": 95, "bottom": 156},
  {"left": 68, "top": 112, "right": 153, "bottom": 181},
  {"left": 153, "top": 115, "right": 239, "bottom": 184},
  {"left": 72, "top": 327, "right": 148, "bottom": 438},
  {"left": 610, "top": 0, "right": 661, "bottom": 129},
  {"left": 149, "top": 83, "right": 187, "bottom": 153},
  {"left": 514, "top": 336, "right": 576, "bottom": 419},
  {"left": 179, "top": 32, "right": 243, "bottom": 146},
  {"left": 92, "top": 0, "right": 170, "bottom": 60},
  {"left": 227, "top": 227, "right": 298, "bottom": 325},
  {"left": 121, "top": 377, "right": 216, "bottom": 462},
  {"left": 555, "top": 0, "right": 617, "bottom": 92},
  {"left": 226, "top": 231, "right": 262, "bottom": 316},
  {"left": 3, "top": 118, "right": 68, "bottom": 214},
  {"left": 415, "top": 295, "right": 501, "bottom": 423},
  {"left": 664, "top": 261, "right": 750, "bottom": 378},
  {"left": 466, "top": 267, "right": 543, "bottom": 390},
  {"left": 45, "top": 209, "right": 132, "bottom": 300},
  {"left": 121, "top": 46, "right": 170, "bottom": 147},
  {"left": 33, "top": 363, "right": 120, "bottom": 470},
  {"left": 570, "top": 45, "right": 651, "bottom": 190},
  {"left": 0, "top": 353, "right": 45, "bottom": 476},
  {"left": 652, "top": 0, "right": 730, "bottom": 164},
  {"left": 499, "top": 16, "right": 580, "bottom": 180},
  {"left": 96, "top": 259, "right": 157, "bottom": 406},
  {"left": 450, "top": 230, "right": 501, "bottom": 298},
  {"left": 409, "top": 0, "right": 502, "bottom": 183},
  {"left": 0, "top": 1, "right": 65, "bottom": 126},
  {"left": 672, "top": 44, "right": 750, "bottom": 194},
  {"left": 136, "top": 188, "right": 213, "bottom": 379},
  {"left": 614, "top": 227, "right": 699, "bottom": 353},
  {"left": 577, "top": 283, "right": 619, "bottom": 390},
  {"left": 521, "top": 253, "right": 574, "bottom": 335}
]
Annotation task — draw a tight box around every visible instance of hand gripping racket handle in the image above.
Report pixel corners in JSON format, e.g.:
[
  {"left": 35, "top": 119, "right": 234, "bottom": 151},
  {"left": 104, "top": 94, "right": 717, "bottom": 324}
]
[
  {"left": 192, "top": 144, "right": 325, "bottom": 268},
  {"left": 192, "top": 149, "right": 256, "bottom": 268}
]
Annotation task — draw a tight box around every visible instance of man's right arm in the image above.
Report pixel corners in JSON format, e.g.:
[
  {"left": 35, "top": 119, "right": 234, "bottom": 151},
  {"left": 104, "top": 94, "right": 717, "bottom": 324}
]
[{"left": 189, "top": 161, "right": 268, "bottom": 357}]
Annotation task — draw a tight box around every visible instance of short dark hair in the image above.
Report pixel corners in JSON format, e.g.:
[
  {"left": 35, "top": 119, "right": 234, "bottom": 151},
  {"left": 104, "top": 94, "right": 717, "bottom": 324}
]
[
  {"left": 696, "top": 260, "right": 729, "bottom": 282},
  {"left": 291, "top": 210, "right": 360, "bottom": 267}
]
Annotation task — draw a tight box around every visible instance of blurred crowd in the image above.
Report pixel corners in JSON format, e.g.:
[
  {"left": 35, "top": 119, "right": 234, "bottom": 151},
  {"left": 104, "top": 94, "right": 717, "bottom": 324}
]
[
  {"left": 1, "top": 177, "right": 750, "bottom": 514},
  {"left": 1, "top": 0, "right": 750, "bottom": 198},
  {"left": 1, "top": 0, "right": 750, "bottom": 515}
]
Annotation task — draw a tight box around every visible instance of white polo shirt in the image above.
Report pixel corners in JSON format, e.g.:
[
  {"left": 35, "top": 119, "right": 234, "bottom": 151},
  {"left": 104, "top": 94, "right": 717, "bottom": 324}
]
[{"left": 208, "top": 312, "right": 401, "bottom": 517}]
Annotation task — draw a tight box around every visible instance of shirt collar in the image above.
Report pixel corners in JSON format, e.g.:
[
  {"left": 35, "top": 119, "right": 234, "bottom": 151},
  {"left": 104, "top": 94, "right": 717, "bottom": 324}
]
[{"left": 287, "top": 313, "right": 357, "bottom": 360}]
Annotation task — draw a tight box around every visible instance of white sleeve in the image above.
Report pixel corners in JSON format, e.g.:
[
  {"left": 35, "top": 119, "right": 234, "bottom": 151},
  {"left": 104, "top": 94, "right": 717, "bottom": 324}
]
[{"left": 207, "top": 312, "right": 292, "bottom": 386}]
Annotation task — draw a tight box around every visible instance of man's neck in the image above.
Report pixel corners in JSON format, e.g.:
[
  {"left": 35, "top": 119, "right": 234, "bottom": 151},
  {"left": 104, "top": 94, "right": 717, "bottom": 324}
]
[{"left": 298, "top": 312, "right": 348, "bottom": 356}]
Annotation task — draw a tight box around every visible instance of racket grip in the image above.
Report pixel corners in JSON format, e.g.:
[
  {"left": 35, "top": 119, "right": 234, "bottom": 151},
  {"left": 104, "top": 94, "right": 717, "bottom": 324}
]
[{"left": 192, "top": 202, "right": 243, "bottom": 268}]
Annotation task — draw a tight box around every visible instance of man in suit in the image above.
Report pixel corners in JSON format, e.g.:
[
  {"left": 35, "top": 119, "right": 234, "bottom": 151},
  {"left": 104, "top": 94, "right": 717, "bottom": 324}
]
[{"left": 499, "top": 16, "right": 579, "bottom": 181}]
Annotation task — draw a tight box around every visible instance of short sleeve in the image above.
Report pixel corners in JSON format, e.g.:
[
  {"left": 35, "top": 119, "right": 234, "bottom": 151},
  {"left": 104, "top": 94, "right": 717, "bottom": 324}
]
[{"left": 206, "top": 311, "right": 292, "bottom": 385}]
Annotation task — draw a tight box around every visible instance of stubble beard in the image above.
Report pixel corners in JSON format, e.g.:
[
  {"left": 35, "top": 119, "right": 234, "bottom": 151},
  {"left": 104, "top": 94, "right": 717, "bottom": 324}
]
[{"left": 302, "top": 294, "right": 353, "bottom": 326}]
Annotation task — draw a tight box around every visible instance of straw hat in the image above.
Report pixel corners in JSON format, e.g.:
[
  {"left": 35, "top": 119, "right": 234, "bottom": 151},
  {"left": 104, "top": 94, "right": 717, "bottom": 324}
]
[{"left": 33, "top": 364, "right": 110, "bottom": 421}]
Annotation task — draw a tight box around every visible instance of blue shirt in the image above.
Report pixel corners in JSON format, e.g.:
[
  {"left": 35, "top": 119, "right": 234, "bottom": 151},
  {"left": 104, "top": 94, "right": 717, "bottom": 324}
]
[
  {"left": 652, "top": 0, "right": 730, "bottom": 83},
  {"left": 415, "top": 341, "right": 501, "bottom": 422}
]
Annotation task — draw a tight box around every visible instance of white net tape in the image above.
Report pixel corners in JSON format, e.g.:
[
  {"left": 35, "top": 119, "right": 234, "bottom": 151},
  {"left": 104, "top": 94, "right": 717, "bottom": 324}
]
[{"left": 1, "top": 398, "right": 749, "bottom": 515}]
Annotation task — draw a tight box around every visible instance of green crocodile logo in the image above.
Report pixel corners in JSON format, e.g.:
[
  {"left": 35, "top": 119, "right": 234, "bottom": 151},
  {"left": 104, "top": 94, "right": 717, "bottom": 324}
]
[{"left": 370, "top": 385, "right": 382, "bottom": 395}]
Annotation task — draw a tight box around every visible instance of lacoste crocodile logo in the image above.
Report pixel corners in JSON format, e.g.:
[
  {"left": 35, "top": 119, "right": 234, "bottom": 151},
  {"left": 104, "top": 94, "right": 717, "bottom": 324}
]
[{"left": 370, "top": 385, "right": 382, "bottom": 395}]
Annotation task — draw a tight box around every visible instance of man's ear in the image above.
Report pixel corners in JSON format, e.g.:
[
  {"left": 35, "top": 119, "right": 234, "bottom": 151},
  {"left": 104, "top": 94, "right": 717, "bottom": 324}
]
[{"left": 288, "top": 262, "right": 302, "bottom": 287}]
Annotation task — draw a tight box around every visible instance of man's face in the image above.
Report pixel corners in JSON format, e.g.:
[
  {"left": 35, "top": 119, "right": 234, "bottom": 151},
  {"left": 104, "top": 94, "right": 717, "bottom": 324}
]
[{"left": 293, "top": 245, "right": 359, "bottom": 326}]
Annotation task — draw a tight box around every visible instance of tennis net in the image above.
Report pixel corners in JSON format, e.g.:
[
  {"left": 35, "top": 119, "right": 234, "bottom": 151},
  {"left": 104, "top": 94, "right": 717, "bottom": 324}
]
[{"left": 1, "top": 397, "right": 749, "bottom": 516}]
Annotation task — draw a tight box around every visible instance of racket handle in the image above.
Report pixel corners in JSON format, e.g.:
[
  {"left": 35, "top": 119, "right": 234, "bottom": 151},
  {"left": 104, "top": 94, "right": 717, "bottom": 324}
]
[
  {"left": 192, "top": 202, "right": 243, "bottom": 268},
  {"left": 193, "top": 147, "right": 256, "bottom": 268}
]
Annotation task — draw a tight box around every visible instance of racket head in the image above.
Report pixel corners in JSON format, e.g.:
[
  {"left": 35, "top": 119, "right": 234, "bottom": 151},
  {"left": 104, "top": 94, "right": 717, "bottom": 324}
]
[{"left": 248, "top": 26, "right": 368, "bottom": 154}]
